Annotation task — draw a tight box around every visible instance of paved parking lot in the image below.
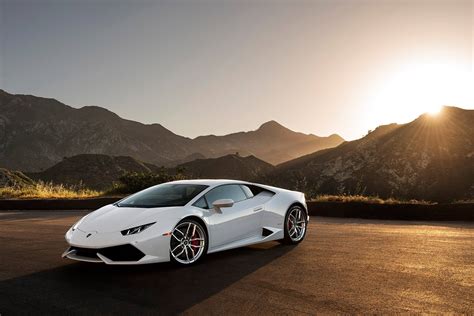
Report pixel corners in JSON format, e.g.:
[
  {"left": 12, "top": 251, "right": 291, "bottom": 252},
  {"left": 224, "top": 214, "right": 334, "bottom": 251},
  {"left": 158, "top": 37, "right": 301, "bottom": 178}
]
[{"left": 0, "top": 211, "right": 473, "bottom": 314}]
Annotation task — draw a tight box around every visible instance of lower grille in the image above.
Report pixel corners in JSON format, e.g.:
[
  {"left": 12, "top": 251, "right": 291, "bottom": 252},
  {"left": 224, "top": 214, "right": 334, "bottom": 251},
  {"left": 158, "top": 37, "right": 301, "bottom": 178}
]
[
  {"left": 69, "top": 244, "right": 145, "bottom": 262},
  {"left": 98, "top": 244, "right": 145, "bottom": 262}
]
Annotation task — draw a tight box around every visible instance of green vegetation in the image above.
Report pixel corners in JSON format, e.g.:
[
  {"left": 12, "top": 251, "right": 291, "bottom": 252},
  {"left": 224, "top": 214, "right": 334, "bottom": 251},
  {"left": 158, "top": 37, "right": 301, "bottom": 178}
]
[
  {"left": 0, "top": 181, "right": 101, "bottom": 199},
  {"left": 107, "top": 171, "right": 187, "bottom": 194},
  {"left": 311, "top": 194, "right": 435, "bottom": 205}
]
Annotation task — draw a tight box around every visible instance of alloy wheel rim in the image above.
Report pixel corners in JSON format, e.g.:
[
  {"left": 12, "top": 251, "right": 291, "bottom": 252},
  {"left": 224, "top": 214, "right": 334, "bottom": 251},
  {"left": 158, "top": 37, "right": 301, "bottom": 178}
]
[
  {"left": 170, "top": 222, "right": 205, "bottom": 264},
  {"left": 287, "top": 207, "right": 306, "bottom": 242}
]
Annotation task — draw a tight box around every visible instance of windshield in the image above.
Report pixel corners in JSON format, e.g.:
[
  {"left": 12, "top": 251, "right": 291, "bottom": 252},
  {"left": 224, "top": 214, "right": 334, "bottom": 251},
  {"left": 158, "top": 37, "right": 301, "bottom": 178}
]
[{"left": 116, "top": 183, "right": 208, "bottom": 208}]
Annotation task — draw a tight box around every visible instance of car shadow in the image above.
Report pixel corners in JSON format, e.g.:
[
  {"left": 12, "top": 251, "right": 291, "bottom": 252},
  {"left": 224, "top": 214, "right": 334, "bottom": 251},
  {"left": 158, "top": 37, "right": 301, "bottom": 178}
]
[{"left": 0, "top": 242, "right": 293, "bottom": 314}]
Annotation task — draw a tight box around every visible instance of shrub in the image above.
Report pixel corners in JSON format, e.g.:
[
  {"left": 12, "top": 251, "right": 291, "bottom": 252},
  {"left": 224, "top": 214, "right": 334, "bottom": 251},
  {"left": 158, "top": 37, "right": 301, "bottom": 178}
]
[{"left": 111, "top": 171, "right": 187, "bottom": 194}]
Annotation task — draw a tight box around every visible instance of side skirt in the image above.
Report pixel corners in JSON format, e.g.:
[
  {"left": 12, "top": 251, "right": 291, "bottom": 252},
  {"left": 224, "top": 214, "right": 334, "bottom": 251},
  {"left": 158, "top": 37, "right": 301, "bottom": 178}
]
[{"left": 208, "top": 227, "right": 283, "bottom": 254}]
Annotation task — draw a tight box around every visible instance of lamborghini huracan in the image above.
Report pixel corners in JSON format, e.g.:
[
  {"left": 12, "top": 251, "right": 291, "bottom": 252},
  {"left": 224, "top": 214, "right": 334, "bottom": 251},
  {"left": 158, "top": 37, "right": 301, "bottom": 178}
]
[{"left": 63, "top": 179, "right": 308, "bottom": 266}]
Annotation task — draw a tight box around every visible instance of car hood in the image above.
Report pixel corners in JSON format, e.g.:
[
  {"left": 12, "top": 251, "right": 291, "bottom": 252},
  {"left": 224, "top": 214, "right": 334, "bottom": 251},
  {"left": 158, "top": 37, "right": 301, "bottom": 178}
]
[{"left": 77, "top": 204, "right": 180, "bottom": 233}]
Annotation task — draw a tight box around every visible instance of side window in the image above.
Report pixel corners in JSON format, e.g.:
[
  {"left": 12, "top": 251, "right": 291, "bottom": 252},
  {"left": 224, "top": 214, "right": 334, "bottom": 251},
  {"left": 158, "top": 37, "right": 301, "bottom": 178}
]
[
  {"left": 205, "top": 185, "right": 247, "bottom": 207},
  {"left": 240, "top": 185, "right": 254, "bottom": 198},
  {"left": 193, "top": 197, "right": 208, "bottom": 209}
]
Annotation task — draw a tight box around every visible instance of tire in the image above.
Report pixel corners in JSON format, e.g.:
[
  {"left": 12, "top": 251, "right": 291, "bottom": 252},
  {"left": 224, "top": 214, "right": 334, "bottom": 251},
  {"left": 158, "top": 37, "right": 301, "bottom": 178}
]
[
  {"left": 281, "top": 205, "right": 308, "bottom": 245},
  {"left": 170, "top": 219, "right": 208, "bottom": 266}
]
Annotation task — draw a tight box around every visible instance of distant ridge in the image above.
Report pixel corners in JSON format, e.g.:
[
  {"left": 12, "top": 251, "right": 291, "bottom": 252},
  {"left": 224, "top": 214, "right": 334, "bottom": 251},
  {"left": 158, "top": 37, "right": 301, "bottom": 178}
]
[
  {"left": 192, "top": 119, "right": 344, "bottom": 165},
  {"left": 0, "top": 89, "right": 344, "bottom": 171}
]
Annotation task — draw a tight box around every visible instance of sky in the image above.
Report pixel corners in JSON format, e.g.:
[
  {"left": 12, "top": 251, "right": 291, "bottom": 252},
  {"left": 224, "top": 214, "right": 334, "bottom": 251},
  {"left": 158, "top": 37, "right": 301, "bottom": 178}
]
[{"left": 0, "top": 0, "right": 472, "bottom": 140}]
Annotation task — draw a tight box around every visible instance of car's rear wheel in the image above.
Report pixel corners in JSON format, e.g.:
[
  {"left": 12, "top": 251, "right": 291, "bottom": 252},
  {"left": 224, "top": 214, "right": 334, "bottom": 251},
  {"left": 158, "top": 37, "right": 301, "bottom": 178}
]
[
  {"left": 282, "top": 205, "right": 308, "bottom": 245},
  {"left": 170, "top": 219, "right": 208, "bottom": 266}
]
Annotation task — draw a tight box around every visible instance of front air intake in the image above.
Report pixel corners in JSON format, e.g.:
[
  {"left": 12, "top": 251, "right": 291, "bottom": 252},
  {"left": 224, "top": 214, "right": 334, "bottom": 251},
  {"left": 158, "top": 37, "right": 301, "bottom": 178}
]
[
  {"left": 98, "top": 244, "right": 145, "bottom": 262},
  {"left": 69, "top": 246, "right": 99, "bottom": 259}
]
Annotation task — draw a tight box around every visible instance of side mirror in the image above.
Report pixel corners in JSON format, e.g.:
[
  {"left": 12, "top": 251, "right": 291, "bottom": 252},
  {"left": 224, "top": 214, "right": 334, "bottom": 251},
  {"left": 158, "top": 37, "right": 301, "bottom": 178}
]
[{"left": 212, "top": 199, "right": 234, "bottom": 212}]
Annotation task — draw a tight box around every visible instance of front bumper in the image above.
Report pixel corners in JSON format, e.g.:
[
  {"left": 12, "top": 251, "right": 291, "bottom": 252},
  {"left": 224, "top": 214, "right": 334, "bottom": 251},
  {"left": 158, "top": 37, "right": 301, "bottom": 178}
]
[
  {"left": 64, "top": 228, "right": 171, "bottom": 265},
  {"left": 62, "top": 244, "right": 146, "bottom": 263}
]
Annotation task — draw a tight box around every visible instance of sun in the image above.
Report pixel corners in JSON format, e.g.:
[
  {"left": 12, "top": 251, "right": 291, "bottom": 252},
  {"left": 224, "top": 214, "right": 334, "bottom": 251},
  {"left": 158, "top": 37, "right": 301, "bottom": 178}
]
[
  {"left": 426, "top": 105, "right": 442, "bottom": 116},
  {"left": 366, "top": 61, "right": 473, "bottom": 126}
]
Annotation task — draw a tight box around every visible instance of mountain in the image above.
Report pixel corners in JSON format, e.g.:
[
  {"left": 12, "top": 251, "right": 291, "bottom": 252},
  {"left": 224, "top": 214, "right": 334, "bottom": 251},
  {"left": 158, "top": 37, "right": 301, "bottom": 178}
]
[
  {"left": 0, "top": 90, "right": 195, "bottom": 171},
  {"left": 193, "top": 120, "right": 344, "bottom": 165},
  {"left": 270, "top": 107, "right": 474, "bottom": 202},
  {"left": 28, "top": 154, "right": 162, "bottom": 190},
  {"left": 0, "top": 89, "right": 344, "bottom": 171},
  {"left": 176, "top": 154, "right": 275, "bottom": 181}
]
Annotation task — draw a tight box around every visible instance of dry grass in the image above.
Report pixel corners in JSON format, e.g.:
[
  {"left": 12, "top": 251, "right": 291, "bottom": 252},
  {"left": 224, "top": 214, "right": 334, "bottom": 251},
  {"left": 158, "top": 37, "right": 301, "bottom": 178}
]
[
  {"left": 311, "top": 194, "right": 435, "bottom": 205},
  {"left": 0, "top": 181, "right": 102, "bottom": 199},
  {"left": 453, "top": 199, "right": 474, "bottom": 204}
]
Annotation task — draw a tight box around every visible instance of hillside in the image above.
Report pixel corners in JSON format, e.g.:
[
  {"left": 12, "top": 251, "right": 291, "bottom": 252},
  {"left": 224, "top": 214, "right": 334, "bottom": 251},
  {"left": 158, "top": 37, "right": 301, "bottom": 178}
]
[
  {"left": 28, "top": 154, "right": 161, "bottom": 190},
  {"left": 0, "top": 168, "right": 34, "bottom": 188},
  {"left": 176, "top": 154, "right": 275, "bottom": 181},
  {"left": 269, "top": 107, "right": 474, "bottom": 202},
  {"left": 0, "top": 90, "right": 344, "bottom": 171}
]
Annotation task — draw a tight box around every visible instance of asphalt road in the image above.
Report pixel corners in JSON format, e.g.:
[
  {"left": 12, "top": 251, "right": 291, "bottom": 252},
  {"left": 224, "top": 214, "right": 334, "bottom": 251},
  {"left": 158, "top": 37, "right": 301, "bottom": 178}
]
[{"left": 0, "top": 211, "right": 473, "bottom": 315}]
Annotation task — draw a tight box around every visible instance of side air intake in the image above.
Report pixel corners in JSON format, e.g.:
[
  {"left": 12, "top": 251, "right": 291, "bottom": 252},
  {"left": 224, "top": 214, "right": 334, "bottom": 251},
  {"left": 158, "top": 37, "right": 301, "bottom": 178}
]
[{"left": 262, "top": 228, "right": 273, "bottom": 237}]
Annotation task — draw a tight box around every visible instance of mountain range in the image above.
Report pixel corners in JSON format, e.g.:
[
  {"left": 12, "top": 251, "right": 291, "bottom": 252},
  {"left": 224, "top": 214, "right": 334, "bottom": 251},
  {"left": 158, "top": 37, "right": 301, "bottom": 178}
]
[{"left": 0, "top": 89, "right": 344, "bottom": 172}]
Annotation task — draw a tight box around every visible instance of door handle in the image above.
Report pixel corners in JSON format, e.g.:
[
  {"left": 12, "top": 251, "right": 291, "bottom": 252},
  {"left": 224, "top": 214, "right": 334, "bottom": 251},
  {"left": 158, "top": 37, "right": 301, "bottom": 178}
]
[{"left": 253, "top": 207, "right": 263, "bottom": 212}]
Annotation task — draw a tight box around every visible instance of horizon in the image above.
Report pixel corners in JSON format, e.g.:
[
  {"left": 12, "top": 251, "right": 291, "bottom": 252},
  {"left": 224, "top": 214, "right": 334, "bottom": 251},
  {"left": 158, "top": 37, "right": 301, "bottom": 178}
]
[{"left": 1, "top": 0, "right": 472, "bottom": 140}]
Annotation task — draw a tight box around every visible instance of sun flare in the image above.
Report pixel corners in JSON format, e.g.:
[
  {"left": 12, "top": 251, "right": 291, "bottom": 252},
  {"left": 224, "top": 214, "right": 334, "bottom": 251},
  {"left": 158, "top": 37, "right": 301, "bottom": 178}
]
[{"left": 366, "top": 62, "right": 473, "bottom": 127}]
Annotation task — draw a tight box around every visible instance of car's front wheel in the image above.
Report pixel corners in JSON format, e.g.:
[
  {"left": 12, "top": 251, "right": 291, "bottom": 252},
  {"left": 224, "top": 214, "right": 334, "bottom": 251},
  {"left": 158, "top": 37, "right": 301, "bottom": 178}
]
[
  {"left": 282, "top": 205, "right": 308, "bottom": 245},
  {"left": 170, "top": 219, "right": 208, "bottom": 266}
]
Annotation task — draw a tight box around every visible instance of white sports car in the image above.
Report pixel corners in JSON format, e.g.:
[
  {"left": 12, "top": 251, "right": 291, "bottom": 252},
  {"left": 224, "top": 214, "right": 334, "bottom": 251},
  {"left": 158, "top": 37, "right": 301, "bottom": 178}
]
[{"left": 63, "top": 179, "right": 308, "bottom": 266}]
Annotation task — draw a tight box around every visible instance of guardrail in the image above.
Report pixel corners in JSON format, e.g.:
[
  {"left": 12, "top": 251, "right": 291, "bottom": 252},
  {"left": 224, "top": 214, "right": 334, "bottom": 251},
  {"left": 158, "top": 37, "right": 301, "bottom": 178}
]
[
  {"left": 307, "top": 201, "right": 474, "bottom": 221},
  {"left": 0, "top": 197, "right": 121, "bottom": 210},
  {"left": 0, "top": 198, "right": 472, "bottom": 221}
]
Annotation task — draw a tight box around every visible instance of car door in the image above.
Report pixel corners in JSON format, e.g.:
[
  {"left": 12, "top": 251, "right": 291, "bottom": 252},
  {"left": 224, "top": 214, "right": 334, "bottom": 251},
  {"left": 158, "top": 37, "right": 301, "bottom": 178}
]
[{"left": 204, "top": 184, "right": 262, "bottom": 248}]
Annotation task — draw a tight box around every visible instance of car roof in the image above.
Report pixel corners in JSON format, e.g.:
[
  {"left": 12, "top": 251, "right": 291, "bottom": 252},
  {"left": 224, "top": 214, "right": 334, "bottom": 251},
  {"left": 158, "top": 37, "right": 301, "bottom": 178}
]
[
  {"left": 167, "top": 179, "right": 291, "bottom": 195},
  {"left": 170, "top": 179, "right": 251, "bottom": 187}
]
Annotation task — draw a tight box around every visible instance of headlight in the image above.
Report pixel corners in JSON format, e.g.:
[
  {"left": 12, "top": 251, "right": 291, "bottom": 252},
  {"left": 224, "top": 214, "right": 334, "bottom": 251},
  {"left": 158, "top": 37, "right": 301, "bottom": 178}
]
[{"left": 121, "top": 222, "right": 156, "bottom": 236}]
